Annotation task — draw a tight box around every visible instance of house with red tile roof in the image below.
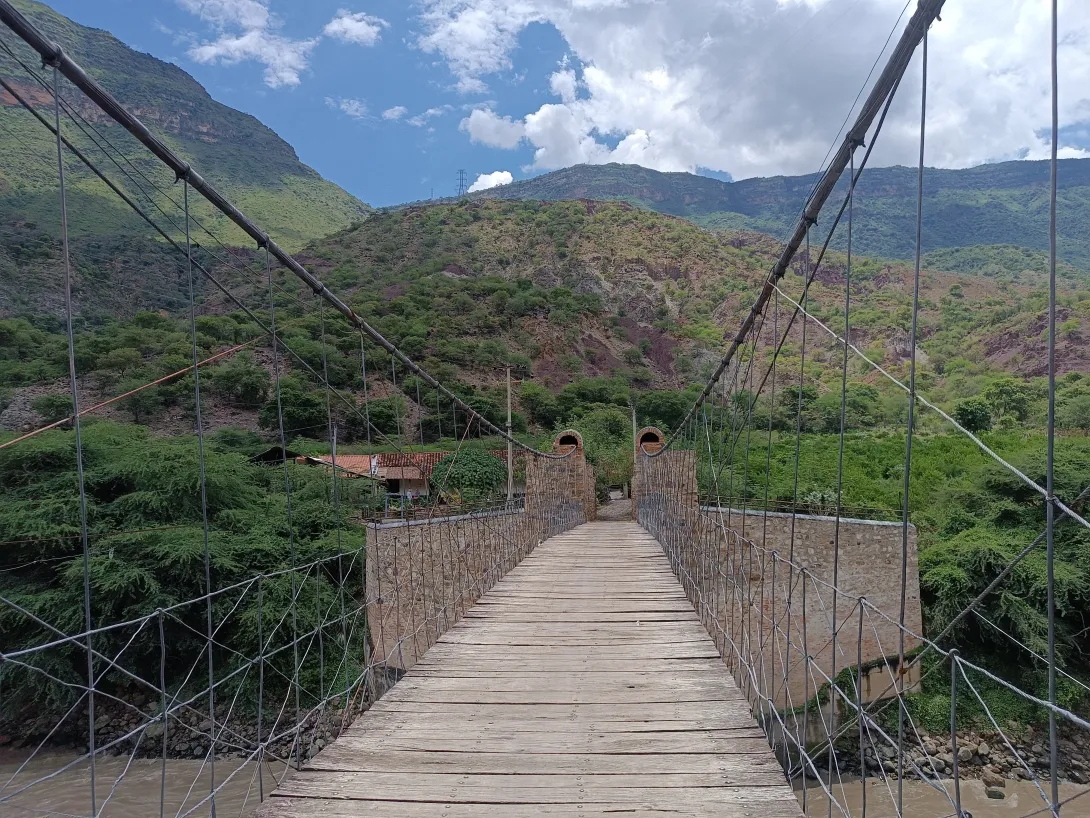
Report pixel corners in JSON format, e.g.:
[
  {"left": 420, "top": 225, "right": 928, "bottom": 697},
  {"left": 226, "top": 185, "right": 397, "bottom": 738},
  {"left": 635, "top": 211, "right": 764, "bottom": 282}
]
[{"left": 303, "top": 449, "right": 523, "bottom": 498}]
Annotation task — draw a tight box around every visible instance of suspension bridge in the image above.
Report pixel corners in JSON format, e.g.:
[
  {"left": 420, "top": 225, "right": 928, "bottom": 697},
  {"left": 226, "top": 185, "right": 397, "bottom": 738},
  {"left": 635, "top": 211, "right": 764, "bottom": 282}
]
[{"left": 1, "top": 0, "right": 1089, "bottom": 817}]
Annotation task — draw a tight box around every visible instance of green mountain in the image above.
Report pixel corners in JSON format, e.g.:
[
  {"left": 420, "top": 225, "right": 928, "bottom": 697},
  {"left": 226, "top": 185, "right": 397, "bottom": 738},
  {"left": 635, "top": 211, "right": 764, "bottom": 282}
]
[
  {"left": 9, "top": 199, "right": 1089, "bottom": 431},
  {"left": 0, "top": 0, "right": 368, "bottom": 269},
  {"left": 468, "top": 161, "right": 1090, "bottom": 276}
]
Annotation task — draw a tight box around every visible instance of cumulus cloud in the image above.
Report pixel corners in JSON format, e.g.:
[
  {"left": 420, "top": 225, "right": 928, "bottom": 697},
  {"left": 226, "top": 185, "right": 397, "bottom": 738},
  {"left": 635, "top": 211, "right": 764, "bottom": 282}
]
[
  {"left": 323, "top": 9, "right": 389, "bottom": 46},
  {"left": 417, "top": 1, "right": 543, "bottom": 93},
  {"left": 383, "top": 105, "right": 409, "bottom": 120},
  {"left": 179, "top": 0, "right": 317, "bottom": 87},
  {"left": 549, "top": 68, "right": 578, "bottom": 103},
  {"left": 460, "top": 108, "right": 526, "bottom": 148},
  {"left": 422, "top": 0, "right": 1090, "bottom": 178},
  {"left": 468, "top": 170, "right": 514, "bottom": 191},
  {"left": 326, "top": 96, "right": 368, "bottom": 118}
]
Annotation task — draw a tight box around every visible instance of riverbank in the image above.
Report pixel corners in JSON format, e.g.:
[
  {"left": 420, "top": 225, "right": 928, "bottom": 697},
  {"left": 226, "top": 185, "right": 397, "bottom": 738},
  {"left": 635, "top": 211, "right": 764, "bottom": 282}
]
[
  {"left": 0, "top": 693, "right": 367, "bottom": 768},
  {"left": 805, "top": 723, "right": 1090, "bottom": 801}
]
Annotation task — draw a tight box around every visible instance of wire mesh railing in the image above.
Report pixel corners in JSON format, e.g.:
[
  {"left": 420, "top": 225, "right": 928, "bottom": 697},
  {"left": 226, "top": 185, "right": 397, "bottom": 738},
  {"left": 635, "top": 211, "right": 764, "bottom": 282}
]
[
  {"left": 0, "top": 3, "right": 587, "bottom": 815},
  {"left": 635, "top": 1, "right": 1090, "bottom": 816}
]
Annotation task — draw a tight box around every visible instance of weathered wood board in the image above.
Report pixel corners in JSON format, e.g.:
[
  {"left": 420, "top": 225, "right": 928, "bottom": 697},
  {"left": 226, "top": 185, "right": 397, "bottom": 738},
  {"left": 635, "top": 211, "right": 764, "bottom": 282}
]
[{"left": 256, "top": 521, "right": 802, "bottom": 817}]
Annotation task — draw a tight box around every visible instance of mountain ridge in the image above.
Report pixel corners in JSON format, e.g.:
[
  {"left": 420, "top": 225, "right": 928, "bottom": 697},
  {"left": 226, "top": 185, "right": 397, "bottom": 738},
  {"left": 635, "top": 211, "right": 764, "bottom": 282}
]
[
  {"left": 453, "top": 160, "right": 1090, "bottom": 275},
  {"left": 0, "top": 0, "right": 369, "bottom": 252}
]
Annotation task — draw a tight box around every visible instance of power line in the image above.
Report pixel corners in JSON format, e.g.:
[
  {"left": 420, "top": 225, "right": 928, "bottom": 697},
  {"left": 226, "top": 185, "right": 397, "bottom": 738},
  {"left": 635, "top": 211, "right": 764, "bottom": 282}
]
[{"left": 456, "top": 169, "right": 468, "bottom": 198}]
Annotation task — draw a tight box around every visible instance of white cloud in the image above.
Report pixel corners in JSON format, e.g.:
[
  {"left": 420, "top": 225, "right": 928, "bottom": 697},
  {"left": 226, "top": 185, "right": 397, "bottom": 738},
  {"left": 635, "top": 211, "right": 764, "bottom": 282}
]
[
  {"left": 417, "top": 0, "right": 543, "bottom": 93},
  {"left": 549, "top": 68, "right": 578, "bottom": 103},
  {"left": 324, "top": 9, "right": 389, "bottom": 46},
  {"left": 419, "top": 0, "right": 1090, "bottom": 178},
  {"left": 178, "top": 0, "right": 270, "bottom": 30},
  {"left": 383, "top": 105, "right": 409, "bottom": 120},
  {"left": 178, "top": 0, "right": 317, "bottom": 87},
  {"left": 460, "top": 108, "right": 526, "bottom": 148},
  {"left": 468, "top": 170, "right": 514, "bottom": 191},
  {"left": 326, "top": 96, "right": 368, "bottom": 118},
  {"left": 408, "top": 105, "right": 453, "bottom": 126}
]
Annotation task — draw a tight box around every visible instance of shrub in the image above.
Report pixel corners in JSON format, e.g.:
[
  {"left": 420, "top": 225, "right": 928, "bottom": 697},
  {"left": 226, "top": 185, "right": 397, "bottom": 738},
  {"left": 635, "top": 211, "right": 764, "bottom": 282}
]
[
  {"left": 31, "top": 393, "right": 72, "bottom": 423},
  {"left": 954, "top": 397, "right": 993, "bottom": 433},
  {"left": 431, "top": 448, "right": 507, "bottom": 500}
]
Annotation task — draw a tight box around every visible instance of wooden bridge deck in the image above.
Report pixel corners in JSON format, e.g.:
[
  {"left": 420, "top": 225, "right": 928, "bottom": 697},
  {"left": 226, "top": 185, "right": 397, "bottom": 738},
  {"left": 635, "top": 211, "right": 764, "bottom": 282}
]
[{"left": 259, "top": 521, "right": 803, "bottom": 817}]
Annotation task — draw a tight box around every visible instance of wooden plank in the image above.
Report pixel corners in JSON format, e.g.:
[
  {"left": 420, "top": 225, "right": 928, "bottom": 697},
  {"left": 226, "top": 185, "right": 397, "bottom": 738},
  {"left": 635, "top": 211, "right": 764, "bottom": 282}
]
[
  {"left": 255, "top": 521, "right": 801, "bottom": 818},
  {"left": 366, "top": 701, "right": 755, "bottom": 720},
  {"left": 261, "top": 798, "right": 804, "bottom": 817},
  {"left": 273, "top": 779, "right": 803, "bottom": 806},
  {"left": 283, "top": 771, "right": 789, "bottom": 789},
  {"left": 301, "top": 749, "right": 786, "bottom": 775},
  {"left": 326, "top": 733, "right": 773, "bottom": 755}
]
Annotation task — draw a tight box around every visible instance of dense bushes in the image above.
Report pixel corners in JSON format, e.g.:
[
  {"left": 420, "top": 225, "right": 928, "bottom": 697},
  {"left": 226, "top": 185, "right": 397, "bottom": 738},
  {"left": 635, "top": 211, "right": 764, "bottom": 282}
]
[
  {"left": 431, "top": 448, "right": 508, "bottom": 500},
  {"left": 0, "top": 422, "right": 366, "bottom": 721}
]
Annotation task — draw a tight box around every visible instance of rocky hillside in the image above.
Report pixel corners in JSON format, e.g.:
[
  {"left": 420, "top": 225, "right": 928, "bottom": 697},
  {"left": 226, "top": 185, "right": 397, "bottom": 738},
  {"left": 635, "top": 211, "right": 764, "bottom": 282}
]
[
  {"left": 5, "top": 199, "right": 1089, "bottom": 440},
  {"left": 307, "top": 199, "right": 1090, "bottom": 386},
  {"left": 0, "top": 0, "right": 368, "bottom": 310},
  {"left": 460, "top": 161, "right": 1090, "bottom": 277}
]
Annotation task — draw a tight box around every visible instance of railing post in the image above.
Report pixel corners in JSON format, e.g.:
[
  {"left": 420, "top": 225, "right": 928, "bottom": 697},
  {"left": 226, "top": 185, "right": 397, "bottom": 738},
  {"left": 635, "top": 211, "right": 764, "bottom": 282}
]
[{"left": 950, "top": 649, "right": 962, "bottom": 818}]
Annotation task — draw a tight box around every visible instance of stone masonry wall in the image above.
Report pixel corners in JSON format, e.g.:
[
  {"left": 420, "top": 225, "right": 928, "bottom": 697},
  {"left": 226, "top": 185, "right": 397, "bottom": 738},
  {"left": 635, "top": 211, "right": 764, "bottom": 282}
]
[
  {"left": 634, "top": 440, "right": 922, "bottom": 713},
  {"left": 366, "top": 508, "right": 540, "bottom": 670},
  {"left": 697, "top": 507, "right": 923, "bottom": 710},
  {"left": 367, "top": 450, "right": 588, "bottom": 672}
]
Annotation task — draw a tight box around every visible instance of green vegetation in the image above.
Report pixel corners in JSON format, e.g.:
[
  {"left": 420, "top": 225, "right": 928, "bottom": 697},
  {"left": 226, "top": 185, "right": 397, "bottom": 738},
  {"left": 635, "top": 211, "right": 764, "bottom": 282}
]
[
  {"left": 0, "top": 0, "right": 368, "bottom": 324},
  {"left": 431, "top": 448, "right": 509, "bottom": 500},
  {"left": 0, "top": 422, "right": 366, "bottom": 721},
  {"left": 923, "top": 244, "right": 1086, "bottom": 286},
  {"left": 6, "top": 173, "right": 1090, "bottom": 730}
]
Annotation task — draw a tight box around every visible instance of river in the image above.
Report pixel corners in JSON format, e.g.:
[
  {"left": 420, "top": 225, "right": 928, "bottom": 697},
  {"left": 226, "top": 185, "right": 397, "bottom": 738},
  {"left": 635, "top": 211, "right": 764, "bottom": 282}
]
[
  {"left": 799, "top": 777, "right": 1090, "bottom": 817},
  {"left": 3, "top": 755, "right": 1088, "bottom": 817},
  {"left": 0, "top": 754, "right": 291, "bottom": 818}
]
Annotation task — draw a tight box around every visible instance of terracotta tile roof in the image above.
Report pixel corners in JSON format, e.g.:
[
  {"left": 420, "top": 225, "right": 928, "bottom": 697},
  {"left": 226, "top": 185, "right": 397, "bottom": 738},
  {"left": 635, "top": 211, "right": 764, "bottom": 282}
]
[
  {"left": 311, "top": 454, "right": 374, "bottom": 476},
  {"left": 377, "top": 451, "right": 449, "bottom": 480},
  {"left": 382, "top": 466, "right": 425, "bottom": 481}
]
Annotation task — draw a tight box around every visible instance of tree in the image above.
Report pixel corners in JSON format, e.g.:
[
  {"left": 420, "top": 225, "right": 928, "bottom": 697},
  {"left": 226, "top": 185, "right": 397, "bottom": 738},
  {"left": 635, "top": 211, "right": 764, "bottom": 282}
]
[
  {"left": 97, "top": 347, "right": 142, "bottom": 379},
  {"left": 31, "top": 394, "right": 72, "bottom": 423},
  {"left": 814, "top": 383, "right": 881, "bottom": 433},
  {"left": 1057, "top": 390, "right": 1090, "bottom": 432},
  {"left": 258, "top": 377, "right": 326, "bottom": 438},
  {"left": 344, "top": 396, "right": 406, "bottom": 441},
  {"left": 520, "top": 381, "right": 560, "bottom": 429},
  {"left": 637, "top": 390, "right": 689, "bottom": 432},
  {"left": 981, "top": 377, "right": 1036, "bottom": 424},
  {"left": 209, "top": 352, "right": 270, "bottom": 408},
  {"left": 431, "top": 448, "right": 507, "bottom": 500},
  {"left": 578, "top": 404, "right": 633, "bottom": 486},
  {"left": 774, "top": 385, "right": 819, "bottom": 431},
  {"left": 954, "top": 397, "right": 993, "bottom": 433},
  {"left": 116, "top": 379, "right": 162, "bottom": 424},
  {"left": 556, "top": 377, "right": 630, "bottom": 419}
]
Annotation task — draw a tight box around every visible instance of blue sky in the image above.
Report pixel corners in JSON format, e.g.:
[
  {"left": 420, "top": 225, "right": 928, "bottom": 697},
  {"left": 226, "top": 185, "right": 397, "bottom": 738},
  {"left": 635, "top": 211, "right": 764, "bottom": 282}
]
[
  {"left": 40, "top": 0, "right": 1090, "bottom": 208},
  {"left": 46, "top": 0, "right": 569, "bottom": 206}
]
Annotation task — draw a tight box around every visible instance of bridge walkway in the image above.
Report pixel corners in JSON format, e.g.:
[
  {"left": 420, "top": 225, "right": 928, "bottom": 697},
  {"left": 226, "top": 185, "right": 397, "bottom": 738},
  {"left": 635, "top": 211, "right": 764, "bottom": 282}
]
[{"left": 259, "top": 521, "right": 803, "bottom": 817}]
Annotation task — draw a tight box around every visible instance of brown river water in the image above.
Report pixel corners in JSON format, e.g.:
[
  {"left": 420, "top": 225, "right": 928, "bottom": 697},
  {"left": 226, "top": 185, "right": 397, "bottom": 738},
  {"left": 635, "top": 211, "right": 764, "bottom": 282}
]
[
  {"left": 0, "top": 754, "right": 291, "bottom": 818},
  {"left": 800, "top": 777, "right": 1090, "bottom": 817},
  {"left": 2, "top": 755, "right": 1088, "bottom": 817}
]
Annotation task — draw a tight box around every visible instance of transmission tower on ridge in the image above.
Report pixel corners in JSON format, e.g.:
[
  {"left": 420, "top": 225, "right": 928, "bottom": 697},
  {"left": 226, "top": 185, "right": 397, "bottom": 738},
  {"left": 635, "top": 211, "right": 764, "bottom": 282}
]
[{"left": 456, "top": 169, "right": 469, "bottom": 197}]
